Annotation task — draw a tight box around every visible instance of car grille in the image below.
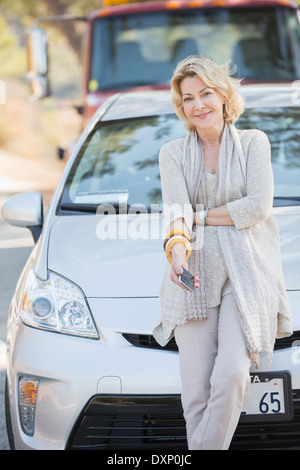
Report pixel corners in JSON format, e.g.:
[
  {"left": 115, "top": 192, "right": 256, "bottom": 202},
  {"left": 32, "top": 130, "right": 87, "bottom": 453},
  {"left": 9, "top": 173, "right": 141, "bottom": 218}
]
[
  {"left": 66, "top": 395, "right": 186, "bottom": 450},
  {"left": 123, "top": 331, "right": 300, "bottom": 352},
  {"left": 66, "top": 392, "right": 300, "bottom": 450}
]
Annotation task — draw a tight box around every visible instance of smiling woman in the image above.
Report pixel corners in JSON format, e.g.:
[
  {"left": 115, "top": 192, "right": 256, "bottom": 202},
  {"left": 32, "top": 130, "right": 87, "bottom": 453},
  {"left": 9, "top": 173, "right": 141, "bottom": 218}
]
[{"left": 154, "top": 55, "right": 292, "bottom": 451}]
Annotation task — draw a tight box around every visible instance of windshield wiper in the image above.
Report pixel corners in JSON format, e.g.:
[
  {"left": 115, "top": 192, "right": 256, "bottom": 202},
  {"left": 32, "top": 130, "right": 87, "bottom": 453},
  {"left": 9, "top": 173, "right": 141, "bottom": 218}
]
[
  {"left": 58, "top": 203, "right": 162, "bottom": 214},
  {"left": 58, "top": 203, "right": 129, "bottom": 214}
]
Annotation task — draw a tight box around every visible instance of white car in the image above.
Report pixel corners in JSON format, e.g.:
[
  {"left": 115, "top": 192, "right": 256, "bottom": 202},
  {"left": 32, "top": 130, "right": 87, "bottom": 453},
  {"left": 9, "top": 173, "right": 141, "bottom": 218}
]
[{"left": 2, "top": 87, "right": 300, "bottom": 450}]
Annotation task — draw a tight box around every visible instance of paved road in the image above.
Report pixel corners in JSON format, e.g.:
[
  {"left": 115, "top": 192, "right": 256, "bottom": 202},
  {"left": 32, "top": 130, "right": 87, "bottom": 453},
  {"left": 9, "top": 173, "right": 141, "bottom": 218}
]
[{"left": 0, "top": 148, "right": 62, "bottom": 450}]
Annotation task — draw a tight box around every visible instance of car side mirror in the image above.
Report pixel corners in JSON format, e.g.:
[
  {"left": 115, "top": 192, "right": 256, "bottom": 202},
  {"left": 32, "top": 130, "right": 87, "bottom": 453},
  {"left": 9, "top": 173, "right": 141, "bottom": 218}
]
[{"left": 1, "top": 192, "right": 43, "bottom": 243}]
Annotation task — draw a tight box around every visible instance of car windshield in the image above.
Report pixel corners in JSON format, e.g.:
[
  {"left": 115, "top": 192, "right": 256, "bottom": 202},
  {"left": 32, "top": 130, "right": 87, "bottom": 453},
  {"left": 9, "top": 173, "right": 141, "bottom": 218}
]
[
  {"left": 89, "top": 6, "right": 300, "bottom": 91},
  {"left": 60, "top": 107, "right": 300, "bottom": 212}
]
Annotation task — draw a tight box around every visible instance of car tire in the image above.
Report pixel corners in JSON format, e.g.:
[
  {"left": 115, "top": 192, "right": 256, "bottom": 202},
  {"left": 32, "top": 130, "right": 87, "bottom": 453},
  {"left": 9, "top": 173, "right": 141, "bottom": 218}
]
[{"left": 5, "top": 375, "right": 15, "bottom": 450}]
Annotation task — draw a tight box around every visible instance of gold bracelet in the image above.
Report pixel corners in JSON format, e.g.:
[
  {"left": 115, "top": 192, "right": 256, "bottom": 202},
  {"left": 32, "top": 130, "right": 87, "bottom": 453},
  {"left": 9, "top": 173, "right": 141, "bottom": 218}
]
[
  {"left": 163, "top": 230, "right": 191, "bottom": 251},
  {"left": 165, "top": 229, "right": 191, "bottom": 240},
  {"left": 165, "top": 236, "right": 191, "bottom": 264},
  {"left": 166, "top": 238, "right": 191, "bottom": 263}
]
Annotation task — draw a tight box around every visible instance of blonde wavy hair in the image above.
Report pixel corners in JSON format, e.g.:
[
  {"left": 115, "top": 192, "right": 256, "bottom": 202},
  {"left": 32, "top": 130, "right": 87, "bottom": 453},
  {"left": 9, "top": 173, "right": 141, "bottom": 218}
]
[{"left": 171, "top": 56, "right": 245, "bottom": 131}]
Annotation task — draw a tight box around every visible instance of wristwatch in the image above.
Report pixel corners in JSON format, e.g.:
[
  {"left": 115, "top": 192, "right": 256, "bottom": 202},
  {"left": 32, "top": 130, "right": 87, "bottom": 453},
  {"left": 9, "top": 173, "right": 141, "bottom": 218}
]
[{"left": 198, "top": 208, "right": 208, "bottom": 226}]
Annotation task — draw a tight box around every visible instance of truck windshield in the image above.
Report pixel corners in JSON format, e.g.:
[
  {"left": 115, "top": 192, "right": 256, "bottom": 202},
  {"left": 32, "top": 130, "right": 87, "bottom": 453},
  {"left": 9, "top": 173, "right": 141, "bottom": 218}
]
[{"left": 89, "top": 6, "right": 300, "bottom": 92}]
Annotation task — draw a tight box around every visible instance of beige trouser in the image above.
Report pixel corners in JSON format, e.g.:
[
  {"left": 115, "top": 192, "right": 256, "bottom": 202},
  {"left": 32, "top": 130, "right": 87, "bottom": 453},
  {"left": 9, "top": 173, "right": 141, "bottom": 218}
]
[{"left": 174, "top": 293, "right": 252, "bottom": 450}]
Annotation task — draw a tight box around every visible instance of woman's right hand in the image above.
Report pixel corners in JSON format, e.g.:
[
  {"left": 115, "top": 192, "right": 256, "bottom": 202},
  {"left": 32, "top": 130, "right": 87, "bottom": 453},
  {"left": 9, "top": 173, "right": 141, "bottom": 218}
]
[{"left": 170, "top": 243, "right": 199, "bottom": 290}]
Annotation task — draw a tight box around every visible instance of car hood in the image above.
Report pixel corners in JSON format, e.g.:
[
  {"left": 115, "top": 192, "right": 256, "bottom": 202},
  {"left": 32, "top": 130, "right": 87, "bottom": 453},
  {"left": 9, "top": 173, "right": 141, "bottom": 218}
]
[
  {"left": 48, "top": 214, "right": 165, "bottom": 297},
  {"left": 47, "top": 206, "right": 300, "bottom": 297}
]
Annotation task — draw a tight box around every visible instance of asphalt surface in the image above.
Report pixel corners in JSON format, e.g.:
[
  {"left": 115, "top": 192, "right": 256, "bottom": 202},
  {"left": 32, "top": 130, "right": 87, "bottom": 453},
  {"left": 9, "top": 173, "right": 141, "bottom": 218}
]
[{"left": 0, "top": 148, "right": 62, "bottom": 450}]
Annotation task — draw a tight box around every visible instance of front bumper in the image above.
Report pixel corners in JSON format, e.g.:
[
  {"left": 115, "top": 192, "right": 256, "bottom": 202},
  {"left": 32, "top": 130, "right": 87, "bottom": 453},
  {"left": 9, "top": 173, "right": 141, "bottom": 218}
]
[
  {"left": 66, "top": 392, "right": 300, "bottom": 450},
  {"left": 6, "top": 321, "right": 300, "bottom": 450}
]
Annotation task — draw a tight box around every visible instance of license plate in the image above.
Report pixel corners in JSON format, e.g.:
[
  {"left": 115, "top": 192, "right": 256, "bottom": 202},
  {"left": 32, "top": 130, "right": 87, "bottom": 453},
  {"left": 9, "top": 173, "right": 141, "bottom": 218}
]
[{"left": 240, "top": 371, "right": 293, "bottom": 423}]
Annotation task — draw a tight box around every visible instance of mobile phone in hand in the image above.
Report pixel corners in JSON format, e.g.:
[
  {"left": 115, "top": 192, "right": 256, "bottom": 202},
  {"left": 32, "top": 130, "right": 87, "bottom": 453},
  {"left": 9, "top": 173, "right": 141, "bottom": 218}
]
[{"left": 178, "top": 267, "right": 195, "bottom": 292}]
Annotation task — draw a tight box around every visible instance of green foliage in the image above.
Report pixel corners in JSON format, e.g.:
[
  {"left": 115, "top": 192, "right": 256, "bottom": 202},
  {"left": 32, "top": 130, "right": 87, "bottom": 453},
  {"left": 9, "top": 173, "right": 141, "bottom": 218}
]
[
  {"left": 0, "top": 0, "right": 103, "bottom": 78},
  {"left": 0, "top": 0, "right": 102, "bottom": 18},
  {"left": 0, "top": 16, "right": 26, "bottom": 77}
]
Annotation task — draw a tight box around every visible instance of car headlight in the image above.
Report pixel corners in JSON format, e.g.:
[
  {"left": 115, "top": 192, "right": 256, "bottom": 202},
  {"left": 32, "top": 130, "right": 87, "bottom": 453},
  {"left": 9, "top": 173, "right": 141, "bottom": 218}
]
[{"left": 20, "top": 269, "right": 99, "bottom": 339}]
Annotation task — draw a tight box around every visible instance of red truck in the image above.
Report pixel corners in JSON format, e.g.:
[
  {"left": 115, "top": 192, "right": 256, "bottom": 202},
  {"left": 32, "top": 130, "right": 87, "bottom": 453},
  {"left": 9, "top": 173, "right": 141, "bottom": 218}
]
[{"left": 27, "top": 0, "right": 300, "bottom": 139}]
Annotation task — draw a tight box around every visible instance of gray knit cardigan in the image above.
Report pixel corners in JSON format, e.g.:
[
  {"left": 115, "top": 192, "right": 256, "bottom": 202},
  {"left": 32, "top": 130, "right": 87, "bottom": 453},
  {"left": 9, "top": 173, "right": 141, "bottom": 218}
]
[{"left": 153, "top": 124, "right": 292, "bottom": 366}]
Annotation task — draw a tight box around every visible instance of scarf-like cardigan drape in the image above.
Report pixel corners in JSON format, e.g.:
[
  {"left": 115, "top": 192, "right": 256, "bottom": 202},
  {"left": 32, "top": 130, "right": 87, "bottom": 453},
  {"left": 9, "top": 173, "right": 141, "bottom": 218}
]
[{"left": 154, "top": 123, "right": 292, "bottom": 366}]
